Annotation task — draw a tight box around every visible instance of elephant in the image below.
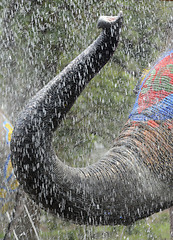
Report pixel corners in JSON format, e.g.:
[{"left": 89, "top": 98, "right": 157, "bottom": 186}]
[{"left": 10, "top": 12, "right": 173, "bottom": 226}]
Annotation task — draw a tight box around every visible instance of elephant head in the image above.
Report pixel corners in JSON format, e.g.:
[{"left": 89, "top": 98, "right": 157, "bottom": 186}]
[{"left": 10, "top": 12, "right": 173, "bottom": 225}]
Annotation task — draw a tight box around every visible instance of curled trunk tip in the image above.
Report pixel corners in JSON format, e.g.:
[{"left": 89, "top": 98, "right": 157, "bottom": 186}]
[{"left": 97, "top": 11, "right": 123, "bottom": 29}]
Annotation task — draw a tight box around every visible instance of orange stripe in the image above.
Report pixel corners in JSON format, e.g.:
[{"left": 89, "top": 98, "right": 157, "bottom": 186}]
[{"left": 147, "top": 120, "right": 159, "bottom": 128}]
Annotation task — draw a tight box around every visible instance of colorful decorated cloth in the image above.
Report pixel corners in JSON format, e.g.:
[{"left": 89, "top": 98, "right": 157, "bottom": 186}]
[
  {"left": 0, "top": 113, "right": 19, "bottom": 215},
  {"left": 129, "top": 50, "right": 173, "bottom": 122},
  {"left": 120, "top": 50, "right": 173, "bottom": 176}
]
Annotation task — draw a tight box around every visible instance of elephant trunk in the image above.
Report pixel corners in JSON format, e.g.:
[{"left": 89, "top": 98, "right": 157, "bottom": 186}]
[
  {"left": 10, "top": 12, "right": 173, "bottom": 226},
  {"left": 11, "top": 13, "right": 125, "bottom": 224},
  {"left": 17, "top": 12, "right": 123, "bottom": 135}
]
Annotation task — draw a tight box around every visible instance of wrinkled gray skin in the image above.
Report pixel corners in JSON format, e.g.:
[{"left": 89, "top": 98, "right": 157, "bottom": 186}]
[{"left": 10, "top": 13, "right": 173, "bottom": 225}]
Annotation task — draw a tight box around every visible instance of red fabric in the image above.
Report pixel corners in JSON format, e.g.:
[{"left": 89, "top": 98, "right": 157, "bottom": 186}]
[{"left": 138, "top": 54, "right": 173, "bottom": 114}]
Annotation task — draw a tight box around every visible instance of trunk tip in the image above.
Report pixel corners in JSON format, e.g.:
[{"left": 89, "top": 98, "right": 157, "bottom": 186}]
[{"left": 97, "top": 11, "right": 123, "bottom": 30}]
